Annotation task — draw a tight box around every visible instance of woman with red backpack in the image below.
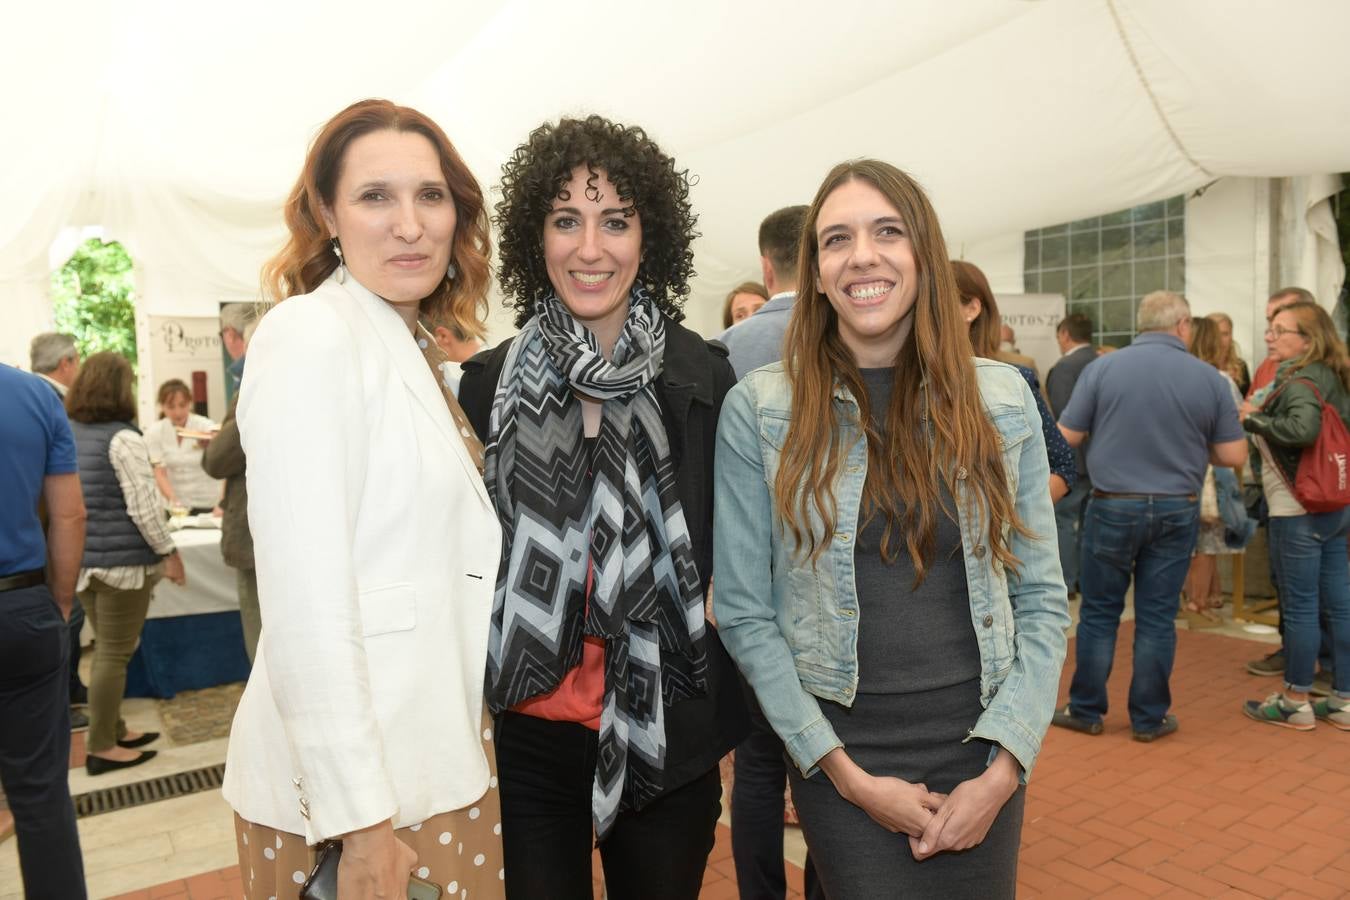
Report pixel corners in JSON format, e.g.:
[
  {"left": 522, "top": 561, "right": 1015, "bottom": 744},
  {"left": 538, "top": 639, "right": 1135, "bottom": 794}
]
[{"left": 1240, "top": 301, "right": 1350, "bottom": 731}]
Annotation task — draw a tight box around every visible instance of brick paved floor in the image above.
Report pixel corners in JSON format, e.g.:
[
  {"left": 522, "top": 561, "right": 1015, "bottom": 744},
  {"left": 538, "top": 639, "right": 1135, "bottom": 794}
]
[{"left": 106, "top": 624, "right": 1349, "bottom": 900}]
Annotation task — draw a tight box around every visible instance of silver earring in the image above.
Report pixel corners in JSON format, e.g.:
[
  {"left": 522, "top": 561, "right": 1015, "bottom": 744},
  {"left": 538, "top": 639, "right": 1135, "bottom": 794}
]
[
  {"left": 331, "top": 238, "right": 347, "bottom": 284},
  {"left": 446, "top": 260, "right": 457, "bottom": 280}
]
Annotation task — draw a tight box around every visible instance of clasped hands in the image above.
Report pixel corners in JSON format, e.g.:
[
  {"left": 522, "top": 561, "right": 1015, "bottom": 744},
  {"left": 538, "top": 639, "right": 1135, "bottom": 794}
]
[{"left": 820, "top": 747, "right": 1020, "bottom": 861}]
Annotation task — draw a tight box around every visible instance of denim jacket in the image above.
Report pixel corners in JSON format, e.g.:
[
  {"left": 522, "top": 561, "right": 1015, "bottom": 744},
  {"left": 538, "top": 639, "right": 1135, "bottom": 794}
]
[{"left": 712, "top": 359, "right": 1070, "bottom": 780}]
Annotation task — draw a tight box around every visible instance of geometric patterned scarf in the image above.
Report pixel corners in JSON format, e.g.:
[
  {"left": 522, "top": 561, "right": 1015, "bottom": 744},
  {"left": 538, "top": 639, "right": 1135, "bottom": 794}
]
[{"left": 482, "top": 286, "right": 709, "bottom": 838}]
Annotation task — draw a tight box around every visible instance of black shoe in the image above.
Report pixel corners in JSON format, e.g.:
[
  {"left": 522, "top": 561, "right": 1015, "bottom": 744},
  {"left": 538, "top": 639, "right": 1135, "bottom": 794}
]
[
  {"left": 70, "top": 684, "right": 88, "bottom": 706},
  {"left": 1051, "top": 704, "right": 1103, "bottom": 735},
  {"left": 70, "top": 710, "right": 90, "bottom": 731},
  {"left": 1132, "top": 714, "right": 1179, "bottom": 743},
  {"left": 117, "top": 732, "right": 160, "bottom": 749},
  {"left": 85, "top": 750, "right": 157, "bottom": 776},
  {"left": 1246, "top": 650, "right": 1285, "bottom": 677}
]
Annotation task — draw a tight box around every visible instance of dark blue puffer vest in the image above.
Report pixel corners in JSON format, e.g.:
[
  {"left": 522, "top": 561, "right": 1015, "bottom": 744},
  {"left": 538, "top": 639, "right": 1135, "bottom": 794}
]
[{"left": 71, "top": 420, "right": 163, "bottom": 568}]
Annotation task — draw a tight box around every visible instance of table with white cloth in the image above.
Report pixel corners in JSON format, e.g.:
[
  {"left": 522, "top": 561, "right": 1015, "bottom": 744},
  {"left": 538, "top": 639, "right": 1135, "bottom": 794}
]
[{"left": 124, "top": 523, "right": 252, "bottom": 698}]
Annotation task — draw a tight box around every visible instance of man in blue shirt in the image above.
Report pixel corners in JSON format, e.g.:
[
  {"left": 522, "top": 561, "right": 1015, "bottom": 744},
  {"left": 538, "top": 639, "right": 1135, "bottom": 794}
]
[
  {"left": 1053, "top": 292, "right": 1247, "bottom": 742},
  {"left": 719, "top": 205, "right": 807, "bottom": 380},
  {"left": 0, "top": 364, "right": 88, "bottom": 898}
]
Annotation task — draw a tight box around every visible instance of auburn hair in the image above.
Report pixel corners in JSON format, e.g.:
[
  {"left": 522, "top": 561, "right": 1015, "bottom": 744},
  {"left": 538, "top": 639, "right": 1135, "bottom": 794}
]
[
  {"left": 776, "top": 160, "right": 1028, "bottom": 582},
  {"left": 1275, "top": 301, "right": 1350, "bottom": 389},
  {"left": 261, "top": 99, "right": 490, "bottom": 340}
]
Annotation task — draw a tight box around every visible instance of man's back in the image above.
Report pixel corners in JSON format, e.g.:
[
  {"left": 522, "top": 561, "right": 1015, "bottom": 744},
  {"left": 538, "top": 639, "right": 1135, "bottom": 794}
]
[
  {"left": 1046, "top": 345, "right": 1096, "bottom": 419},
  {"left": 1059, "top": 333, "right": 1243, "bottom": 495},
  {"left": 719, "top": 293, "right": 795, "bottom": 380}
]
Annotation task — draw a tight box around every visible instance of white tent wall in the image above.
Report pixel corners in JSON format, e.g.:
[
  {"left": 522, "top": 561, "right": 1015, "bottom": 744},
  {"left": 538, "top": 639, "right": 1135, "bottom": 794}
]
[
  {"left": 4, "top": 1, "right": 1350, "bottom": 386},
  {"left": 1184, "top": 177, "right": 1269, "bottom": 369}
]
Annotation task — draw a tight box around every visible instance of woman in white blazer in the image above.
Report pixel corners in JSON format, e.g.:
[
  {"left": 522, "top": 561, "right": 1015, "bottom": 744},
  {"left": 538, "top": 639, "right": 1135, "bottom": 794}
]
[{"left": 222, "top": 99, "right": 505, "bottom": 900}]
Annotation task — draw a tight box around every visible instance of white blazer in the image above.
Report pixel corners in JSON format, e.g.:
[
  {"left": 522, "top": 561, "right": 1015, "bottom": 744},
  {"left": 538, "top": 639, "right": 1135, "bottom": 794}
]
[{"left": 221, "top": 274, "right": 501, "bottom": 844}]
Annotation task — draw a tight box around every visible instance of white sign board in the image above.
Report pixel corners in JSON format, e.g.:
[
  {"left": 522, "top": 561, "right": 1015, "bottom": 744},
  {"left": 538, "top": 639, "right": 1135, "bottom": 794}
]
[
  {"left": 994, "top": 292, "right": 1066, "bottom": 378},
  {"left": 144, "top": 315, "right": 227, "bottom": 423}
]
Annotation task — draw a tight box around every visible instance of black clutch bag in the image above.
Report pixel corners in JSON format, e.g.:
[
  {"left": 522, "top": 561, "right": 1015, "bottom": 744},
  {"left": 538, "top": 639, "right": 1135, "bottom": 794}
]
[
  {"left": 300, "top": 840, "right": 442, "bottom": 900},
  {"left": 299, "top": 841, "right": 341, "bottom": 900}
]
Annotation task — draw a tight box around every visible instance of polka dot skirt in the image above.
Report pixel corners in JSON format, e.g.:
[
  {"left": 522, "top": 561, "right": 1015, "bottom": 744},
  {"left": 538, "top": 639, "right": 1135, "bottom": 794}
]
[{"left": 234, "top": 706, "right": 504, "bottom": 899}]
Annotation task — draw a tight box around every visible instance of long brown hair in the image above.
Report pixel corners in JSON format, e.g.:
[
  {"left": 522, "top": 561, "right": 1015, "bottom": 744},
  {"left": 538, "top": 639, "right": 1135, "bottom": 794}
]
[
  {"left": 1188, "top": 316, "right": 1225, "bottom": 369},
  {"left": 777, "top": 160, "right": 1027, "bottom": 581},
  {"left": 1276, "top": 301, "right": 1350, "bottom": 389},
  {"left": 67, "top": 352, "right": 136, "bottom": 425},
  {"left": 1204, "top": 312, "right": 1244, "bottom": 377},
  {"left": 261, "top": 99, "right": 491, "bottom": 340},
  {"left": 952, "top": 259, "right": 1001, "bottom": 358}
]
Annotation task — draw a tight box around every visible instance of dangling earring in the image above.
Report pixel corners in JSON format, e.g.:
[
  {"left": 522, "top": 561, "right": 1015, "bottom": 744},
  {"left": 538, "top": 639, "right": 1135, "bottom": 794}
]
[
  {"left": 446, "top": 260, "right": 457, "bottom": 280},
  {"left": 331, "top": 238, "right": 347, "bottom": 284}
]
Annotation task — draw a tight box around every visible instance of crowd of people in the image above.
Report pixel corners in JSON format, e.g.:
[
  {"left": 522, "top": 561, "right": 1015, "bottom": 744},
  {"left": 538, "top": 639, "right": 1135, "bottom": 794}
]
[{"left": 0, "top": 98, "right": 1346, "bottom": 900}]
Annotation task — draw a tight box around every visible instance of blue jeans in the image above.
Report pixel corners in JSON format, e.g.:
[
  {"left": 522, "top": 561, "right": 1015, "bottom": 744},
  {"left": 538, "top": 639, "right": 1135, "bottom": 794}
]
[
  {"left": 1069, "top": 496, "right": 1199, "bottom": 731},
  {"left": 1267, "top": 509, "right": 1350, "bottom": 695},
  {"left": 1055, "top": 477, "right": 1092, "bottom": 591}
]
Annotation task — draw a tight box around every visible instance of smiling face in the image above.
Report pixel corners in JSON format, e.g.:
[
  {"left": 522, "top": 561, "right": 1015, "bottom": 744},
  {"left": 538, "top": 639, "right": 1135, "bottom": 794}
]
[
  {"left": 813, "top": 178, "right": 920, "bottom": 367},
  {"left": 543, "top": 166, "right": 642, "bottom": 348},
  {"left": 320, "top": 129, "right": 456, "bottom": 310},
  {"left": 1266, "top": 309, "right": 1311, "bottom": 362},
  {"left": 730, "top": 292, "right": 766, "bottom": 324}
]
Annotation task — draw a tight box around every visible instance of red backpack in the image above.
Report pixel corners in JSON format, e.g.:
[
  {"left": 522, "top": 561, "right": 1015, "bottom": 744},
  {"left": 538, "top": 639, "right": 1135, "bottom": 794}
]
[{"left": 1268, "top": 379, "right": 1350, "bottom": 512}]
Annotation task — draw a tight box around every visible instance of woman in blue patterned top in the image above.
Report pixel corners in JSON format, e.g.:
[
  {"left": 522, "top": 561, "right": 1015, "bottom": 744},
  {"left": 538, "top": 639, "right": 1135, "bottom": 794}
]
[{"left": 954, "top": 260, "right": 1076, "bottom": 503}]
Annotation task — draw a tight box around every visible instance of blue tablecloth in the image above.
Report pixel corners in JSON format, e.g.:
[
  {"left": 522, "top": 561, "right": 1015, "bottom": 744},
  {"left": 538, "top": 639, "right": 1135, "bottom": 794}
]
[{"left": 125, "top": 610, "right": 250, "bottom": 699}]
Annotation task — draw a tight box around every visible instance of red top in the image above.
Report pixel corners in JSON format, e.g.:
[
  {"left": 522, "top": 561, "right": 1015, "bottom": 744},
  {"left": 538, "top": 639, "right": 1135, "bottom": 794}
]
[
  {"left": 1249, "top": 355, "right": 1280, "bottom": 397},
  {"left": 513, "top": 552, "right": 605, "bottom": 730}
]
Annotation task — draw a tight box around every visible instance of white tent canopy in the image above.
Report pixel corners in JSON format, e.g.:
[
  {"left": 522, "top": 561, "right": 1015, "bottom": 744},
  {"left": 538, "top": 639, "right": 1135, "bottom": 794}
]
[{"left": 4, "top": 0, "right": 1350, "bottom": 370}]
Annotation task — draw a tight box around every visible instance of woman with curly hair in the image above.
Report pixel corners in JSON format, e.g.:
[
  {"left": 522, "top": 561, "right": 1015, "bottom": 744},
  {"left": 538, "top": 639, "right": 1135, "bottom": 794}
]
[
  {"left": 221, "top": 99, "right": 504, "bottom": 900},
  {"left": 713, "top": 160, "right": 1069, "bottom": 897},
  {"left": 457, "top": 115, "right": 747, "bottom": 900}
]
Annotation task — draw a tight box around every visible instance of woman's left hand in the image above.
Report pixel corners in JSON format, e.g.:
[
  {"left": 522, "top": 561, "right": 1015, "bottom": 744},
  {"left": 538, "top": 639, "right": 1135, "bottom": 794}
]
[
  {"left": 1239, "top": 400, "right": 1258, "bottom": 422},
  {"left": 909, "top": 750, "right": 1020, "bottom": 860}
]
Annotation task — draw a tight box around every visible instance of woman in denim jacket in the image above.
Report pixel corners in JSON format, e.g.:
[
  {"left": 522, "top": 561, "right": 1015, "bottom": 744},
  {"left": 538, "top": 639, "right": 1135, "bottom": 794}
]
[{"left": 712, "top": 160, "right": 1069, "bottom": 899}]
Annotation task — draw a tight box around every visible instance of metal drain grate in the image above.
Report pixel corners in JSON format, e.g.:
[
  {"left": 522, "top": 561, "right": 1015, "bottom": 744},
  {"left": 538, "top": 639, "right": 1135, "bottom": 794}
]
[{"left": 73, "top": 762, "right": 227, "bottom": 818}]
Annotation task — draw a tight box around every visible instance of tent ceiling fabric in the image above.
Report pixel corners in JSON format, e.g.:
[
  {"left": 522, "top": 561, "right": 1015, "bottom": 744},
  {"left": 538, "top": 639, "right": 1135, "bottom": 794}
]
[{"left": 4, "top": 0, "right": 1350, "bottom": 333}]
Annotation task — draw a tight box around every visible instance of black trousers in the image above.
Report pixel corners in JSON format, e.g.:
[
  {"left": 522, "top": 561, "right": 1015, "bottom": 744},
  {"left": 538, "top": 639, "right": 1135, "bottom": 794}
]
[
  {"left": 731, "top": 686, "right": 822, "bottom": 900},
  {"left": 496, "top": 710, "right": 721, "bottom": 900},
  {"left": 0, "top": 584, "right": 87, "bottom": 899}
]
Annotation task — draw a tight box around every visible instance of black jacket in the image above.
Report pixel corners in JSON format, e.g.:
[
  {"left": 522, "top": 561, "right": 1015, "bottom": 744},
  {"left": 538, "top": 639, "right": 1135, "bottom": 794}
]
[
  {"left": 1244, "top": 361, "right": 1350, "bottom": 486},
  {"left": 458, "top": 316, "right": 748, "bottom": 802}
]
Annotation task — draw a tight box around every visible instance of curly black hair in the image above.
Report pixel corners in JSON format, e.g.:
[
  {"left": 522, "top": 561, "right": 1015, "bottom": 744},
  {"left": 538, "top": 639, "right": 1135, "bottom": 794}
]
[{"left": 494, "top": 114, "right": 699, "bottom": 327}]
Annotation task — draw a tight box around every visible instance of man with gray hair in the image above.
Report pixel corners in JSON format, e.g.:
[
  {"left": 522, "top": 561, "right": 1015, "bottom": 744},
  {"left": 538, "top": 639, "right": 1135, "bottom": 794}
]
[
  {"left": 219, "top": 303, "right": 254, "bottom": 394},
  {"left": 1052, "top": 291, "right": 1247, "bottom": 742},
  {"left": 29, "top": 332, "right": 80, "bottom": 397},
  {"left": 28, "top": 331, "right": 90, "bottom": 723}
]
